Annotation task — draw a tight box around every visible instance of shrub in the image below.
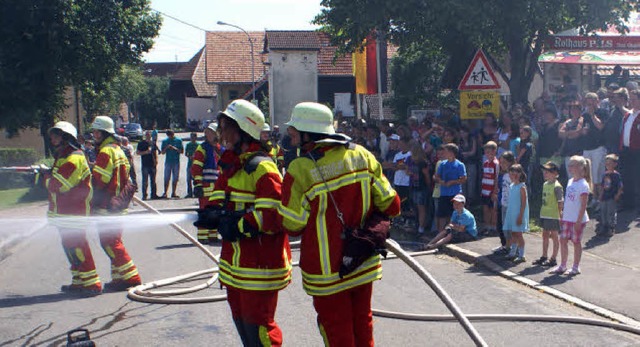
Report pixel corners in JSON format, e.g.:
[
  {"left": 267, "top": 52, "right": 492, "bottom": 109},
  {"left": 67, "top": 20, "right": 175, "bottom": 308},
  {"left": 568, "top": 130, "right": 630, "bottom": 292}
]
[{"left": 0, "top": 148, "right": 40, "bottom": 167}]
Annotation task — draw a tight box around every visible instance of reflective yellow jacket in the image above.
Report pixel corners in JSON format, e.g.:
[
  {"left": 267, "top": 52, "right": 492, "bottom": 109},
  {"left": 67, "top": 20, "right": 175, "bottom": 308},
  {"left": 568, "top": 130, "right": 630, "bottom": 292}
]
[{"left": 280, "top": 142, "right": 400, "bottom": 296}]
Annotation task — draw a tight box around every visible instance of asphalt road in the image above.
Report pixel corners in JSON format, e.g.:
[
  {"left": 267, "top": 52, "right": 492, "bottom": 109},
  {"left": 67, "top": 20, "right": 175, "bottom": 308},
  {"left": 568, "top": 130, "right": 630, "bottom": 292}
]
[{"left": 1, "top": 133, "right": 640, "bottom": 346}]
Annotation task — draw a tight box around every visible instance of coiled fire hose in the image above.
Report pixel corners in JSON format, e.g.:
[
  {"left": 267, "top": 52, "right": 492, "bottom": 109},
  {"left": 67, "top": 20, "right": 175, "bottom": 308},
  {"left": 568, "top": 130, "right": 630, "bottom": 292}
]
[{"left": 127, "top": 197, "right": 640, "bottom": 346}]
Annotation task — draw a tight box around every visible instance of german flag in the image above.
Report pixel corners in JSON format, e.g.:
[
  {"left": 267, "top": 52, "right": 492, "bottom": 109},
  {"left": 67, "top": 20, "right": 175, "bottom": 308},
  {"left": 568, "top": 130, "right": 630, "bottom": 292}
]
[{"left": 353, "top": 35, "right": 387, "bottom": 95}]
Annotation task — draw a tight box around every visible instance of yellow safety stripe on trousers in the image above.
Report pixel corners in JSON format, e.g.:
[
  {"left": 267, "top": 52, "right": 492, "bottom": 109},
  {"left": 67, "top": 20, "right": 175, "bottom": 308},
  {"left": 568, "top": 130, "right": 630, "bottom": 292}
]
[
  {"left": 303, "top": 264, "right": 382, "bottom": 296},
  {"left": 259, "top": 326, "right": 271, "bottom": 347},
  {"left": 120, "top": 266, "right": 139, "bottom": 281},
  {"left": 77, "top": 269, "right": 98, "bottom": 279},
  {"left": 219, "top": 271, "right": 291, "bottom": 291},
  {"left": 203, "top": 185, "right": 215, "bottom": 193},
  {"left": 113, "top": 260, "right": 135, "bottom": 273},
  {"left": 301, "top": 256, "right": 381, "bottom": 283},
  {"left": 316, "top": 194, "right": 331, "bottom": 275},
  {"left": 232, "top": 241, "right": 241, "bottom": 267},
  {"left": 219, "top": 259, "right": 292, "bottom": 279}
]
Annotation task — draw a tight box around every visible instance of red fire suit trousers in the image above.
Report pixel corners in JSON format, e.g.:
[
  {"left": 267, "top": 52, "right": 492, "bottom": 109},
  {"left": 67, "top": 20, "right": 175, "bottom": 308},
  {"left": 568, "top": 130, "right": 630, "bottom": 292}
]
[
  {"left": 59, "top": 228, "right": 101, "bottom": 290},
  {"left": 226, "top": 287, "right": 282, "bottom": 346},
  {"left": 98, "top": 227, "right": 141, "bottom": 285},
  {"left": 312, "top": 282, "right": 374, "bottom": 347}
]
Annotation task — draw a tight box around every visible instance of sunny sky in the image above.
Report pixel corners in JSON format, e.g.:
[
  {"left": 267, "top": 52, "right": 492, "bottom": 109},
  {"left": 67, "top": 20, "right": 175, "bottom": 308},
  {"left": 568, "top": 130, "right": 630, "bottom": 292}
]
[{"left": 144, "top": 0, "right": 323, "bottom": 62}]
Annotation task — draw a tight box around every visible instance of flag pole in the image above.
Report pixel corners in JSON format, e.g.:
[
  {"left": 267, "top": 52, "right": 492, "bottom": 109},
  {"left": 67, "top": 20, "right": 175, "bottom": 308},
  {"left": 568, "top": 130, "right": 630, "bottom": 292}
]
[{"left": 375, "top": 30, "right": 384, "bottom": 120}]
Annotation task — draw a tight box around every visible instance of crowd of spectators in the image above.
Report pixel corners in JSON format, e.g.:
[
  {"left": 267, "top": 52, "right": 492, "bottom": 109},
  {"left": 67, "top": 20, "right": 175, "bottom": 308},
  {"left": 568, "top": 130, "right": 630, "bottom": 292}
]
[{"left": 321, "top": 82, "right": 639, "bottom": 247}]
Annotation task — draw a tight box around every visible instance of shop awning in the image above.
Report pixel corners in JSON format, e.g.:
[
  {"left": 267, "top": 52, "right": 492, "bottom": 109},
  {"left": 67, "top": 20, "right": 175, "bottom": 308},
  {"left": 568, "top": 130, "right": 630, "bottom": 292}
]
[{"left": 538, "top": 51, "right": 640, "bottom": 65}]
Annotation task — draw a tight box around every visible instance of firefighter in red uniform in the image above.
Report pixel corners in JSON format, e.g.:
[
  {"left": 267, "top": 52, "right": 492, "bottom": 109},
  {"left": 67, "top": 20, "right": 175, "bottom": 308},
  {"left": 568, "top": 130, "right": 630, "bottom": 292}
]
[
  {"left": 191, "top": 122, "right": 222, "bottom": 244},
  {"left": 90, "top": 116, "right": 142, "bottom": 292},
  {"left": 194, "top": 100, "right": 292, "bottom": 346},
  {"left": 280, "top": 102, "right": 400, "bottom": 347},
  {"left": 260, "top": 123, "right": 284, "bottom": 172},
  {"left": 46, "top": 121, "right": 102, "bottom": 296}
]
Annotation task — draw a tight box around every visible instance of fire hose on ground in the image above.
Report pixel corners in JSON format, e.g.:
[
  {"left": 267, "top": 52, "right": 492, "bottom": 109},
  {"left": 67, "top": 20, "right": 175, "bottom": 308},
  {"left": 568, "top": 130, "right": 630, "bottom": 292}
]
[{"left": 127, "top": 196, "right": 640, "bottom": 346}]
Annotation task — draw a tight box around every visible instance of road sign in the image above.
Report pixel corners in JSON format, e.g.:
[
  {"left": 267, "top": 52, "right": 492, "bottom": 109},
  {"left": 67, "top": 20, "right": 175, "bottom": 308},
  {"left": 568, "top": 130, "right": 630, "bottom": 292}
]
[
  {"left": 458, "top": 49, "right": 501, "bottom": 90},
  {"left": 460, "top": 91, "right": 500, "bottom": 119}
]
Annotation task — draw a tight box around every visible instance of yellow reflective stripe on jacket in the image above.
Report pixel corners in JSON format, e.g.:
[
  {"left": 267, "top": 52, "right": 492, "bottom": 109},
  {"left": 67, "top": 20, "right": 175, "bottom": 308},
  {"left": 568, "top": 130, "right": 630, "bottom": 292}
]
[
  {"left": 193, "top": 159, "right": 204, "bottom": 167},
  {"left": 278, "top": 202, "right": 309, "bottom": 230},
  {"left": 219, "top": 259, "right": 291, "bottom": 279},
  {"left": 302, "top": 256, "right": 382, "bottom": 296},
  {"left": 315, "top": 193, "right": 331, "bottom": 275},
  {"left": 254, "top": 197, "right": 280, "bottom": 210},
  {"left": 219, "top": 257, "right": 292, "bottom": 291},
  {"left": 230, "top": 191, "right": 255, "bottom": 203}
]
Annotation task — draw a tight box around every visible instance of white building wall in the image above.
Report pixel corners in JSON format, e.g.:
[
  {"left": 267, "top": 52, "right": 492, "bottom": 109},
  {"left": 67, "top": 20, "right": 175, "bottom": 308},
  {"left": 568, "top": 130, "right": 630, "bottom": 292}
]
[
  {"left": 268, "top": 51, "right": 318, "bottom": 129},
  {"left": 186, "top": 97, "right": 214, "bottom": 123}
]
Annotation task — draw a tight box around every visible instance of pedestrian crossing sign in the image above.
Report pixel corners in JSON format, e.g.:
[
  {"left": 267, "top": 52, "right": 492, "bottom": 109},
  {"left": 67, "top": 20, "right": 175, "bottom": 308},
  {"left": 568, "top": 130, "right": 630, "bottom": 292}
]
[{"left": 458, "top": 49, "right": 501, "bottom": 90}]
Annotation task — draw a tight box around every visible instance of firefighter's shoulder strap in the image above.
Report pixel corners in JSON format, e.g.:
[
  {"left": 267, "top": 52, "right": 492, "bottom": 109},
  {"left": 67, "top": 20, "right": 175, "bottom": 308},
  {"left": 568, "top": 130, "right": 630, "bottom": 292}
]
[{"left": 243, "top": 152, "right": 272, "bottom": 174}]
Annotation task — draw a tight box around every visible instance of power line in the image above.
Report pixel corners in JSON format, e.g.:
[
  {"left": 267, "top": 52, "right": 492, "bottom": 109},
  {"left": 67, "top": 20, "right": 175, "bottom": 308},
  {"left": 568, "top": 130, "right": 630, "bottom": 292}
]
[{"left": 152, "top": 8, "right": 208, "bottom": 32}]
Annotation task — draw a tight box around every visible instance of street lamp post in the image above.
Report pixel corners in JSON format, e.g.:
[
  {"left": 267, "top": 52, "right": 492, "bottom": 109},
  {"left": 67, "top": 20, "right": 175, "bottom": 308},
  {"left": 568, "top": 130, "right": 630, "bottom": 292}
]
[{"left": 217, "top": 21, "right": 255, "bottom": 102}]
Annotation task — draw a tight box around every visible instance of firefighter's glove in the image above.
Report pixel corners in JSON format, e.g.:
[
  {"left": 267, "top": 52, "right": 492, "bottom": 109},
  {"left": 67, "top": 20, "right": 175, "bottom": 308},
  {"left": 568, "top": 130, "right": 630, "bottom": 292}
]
[
  {"left": 218, "top": 215, "right": 260, "bottom": 242},
  {"left": 193, "top": 186, "right": 204, "bottom": 198},
  {"left": 193, "top": 205, "right": 224, "bottom": 230}
]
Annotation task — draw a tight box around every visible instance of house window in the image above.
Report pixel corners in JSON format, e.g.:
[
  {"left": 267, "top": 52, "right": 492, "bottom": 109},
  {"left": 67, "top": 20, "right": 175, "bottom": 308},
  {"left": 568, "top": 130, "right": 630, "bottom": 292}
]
[{"left": 229, "top": 90, "right": 239, "bottom": 100}]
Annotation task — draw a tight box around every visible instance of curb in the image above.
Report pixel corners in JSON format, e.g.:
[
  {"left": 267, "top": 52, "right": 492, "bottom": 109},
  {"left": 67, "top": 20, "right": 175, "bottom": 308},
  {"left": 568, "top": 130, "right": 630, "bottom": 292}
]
[{"left": 443, "top": 244, "right": 640, "bottom": 328}]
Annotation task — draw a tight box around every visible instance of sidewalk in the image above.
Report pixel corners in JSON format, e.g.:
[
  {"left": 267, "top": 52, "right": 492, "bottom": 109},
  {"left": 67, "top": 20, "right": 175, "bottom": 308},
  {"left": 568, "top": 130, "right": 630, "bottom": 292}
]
[{"left": 440, "top": 209, "right": 640, "bottom": 325}]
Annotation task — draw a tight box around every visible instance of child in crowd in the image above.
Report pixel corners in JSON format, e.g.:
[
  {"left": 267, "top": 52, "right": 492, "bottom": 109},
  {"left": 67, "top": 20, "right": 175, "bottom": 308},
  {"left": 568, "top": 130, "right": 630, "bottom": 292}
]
[
  {"left": 493, "top": 151, "right": 515, "bottom": 254},
  {"left": 431, "top": 146, "right": 445, "bottom": 233},
  {"left": 598, "top": 154, "right": 622, "bottom": 237},
  {"left": 481, "top": 141, "right": 499, "bottom": 235},
  {"left": 409, "top": 141, "right": 432, "bottom": 235},
  {"left": 551, "top": 156, "right": 592, "bottom": 276},
  {"left": 393, "top": 137, "right": 413, "bottom": 224},
  {"left": 517, "top": 126, "right": 534, "bottom": 177},
  {"left": 503, "top": 164, "right": 529, "bottom": 263},
  {"left": 434, "top": 143, "right": 467, "bottom": 232},
  {"left": 533, "top": 162, "right": 563, "bottom": 267},
  {"left": 425, "top": 194, "right": 477, "bottom": 249}
]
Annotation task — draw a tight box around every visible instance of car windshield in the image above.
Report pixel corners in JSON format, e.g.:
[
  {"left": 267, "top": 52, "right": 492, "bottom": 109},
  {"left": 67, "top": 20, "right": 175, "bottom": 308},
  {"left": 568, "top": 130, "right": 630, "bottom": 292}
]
[{"left": 125, "top": 123, "right": 141, "bottom": 130}]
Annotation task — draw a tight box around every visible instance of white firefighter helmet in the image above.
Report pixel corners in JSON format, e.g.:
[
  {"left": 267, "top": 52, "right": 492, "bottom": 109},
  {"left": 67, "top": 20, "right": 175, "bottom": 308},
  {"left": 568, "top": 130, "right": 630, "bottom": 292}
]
[
  {"left": 220, "top": 99, "right": 264, "bottom": 140},
  {"left": 262, "top": 123, "right": 271, "bottom": 132},
  {"left": 90, "top": 116, "right": 115, "bottom": 134},
  {"left": 285, "top": 102, "right": 335, "bottom": 135},
  {"left": 49, "top": 121, "right": 78, "bottom": 141},
  {"left": 206, "top": 122, "right": 218, "bottom": 132}
]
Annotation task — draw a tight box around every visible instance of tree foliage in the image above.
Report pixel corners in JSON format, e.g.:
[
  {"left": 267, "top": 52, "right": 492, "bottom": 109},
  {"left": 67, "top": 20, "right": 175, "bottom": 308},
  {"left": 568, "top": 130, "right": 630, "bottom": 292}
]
[
  {"left": 388, "top": 41, "right": 448, "bottom": 117},
  {"left": 136, "top": 76, "right": 177, "bottom": 129},
  {"left": 0, "top": 0, "right": 161, "bottom": 136},
  {"left": 315, "top": 0, "right": 638, "bottom": 110},
  {"left": 81, "top": 65, "right": 148, "bottom": 120}
]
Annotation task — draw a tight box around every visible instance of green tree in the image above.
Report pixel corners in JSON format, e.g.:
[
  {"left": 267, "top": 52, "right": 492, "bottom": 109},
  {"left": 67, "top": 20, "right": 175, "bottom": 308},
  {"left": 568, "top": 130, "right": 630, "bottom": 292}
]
[
  {"left": 81, "top": 65, "right": 148, "bottom": 120},
  {"left": 0, "top": 0, "right": 160, "bottom": 148},
  {"left": 389, "top": 40, "right": 448, "bottom": 118},
  {"left": 136, "top": 76, "right": 177, "bottom": 129},
  {"left": 315, "top": 0, "right": 637, "bottom": 105}
]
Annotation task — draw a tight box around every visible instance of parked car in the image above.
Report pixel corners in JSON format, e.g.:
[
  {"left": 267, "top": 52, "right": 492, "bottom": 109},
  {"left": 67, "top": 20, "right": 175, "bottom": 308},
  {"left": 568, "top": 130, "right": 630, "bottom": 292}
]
[{"left": 124, "top": 123, "right": 143, "bottom": 141}]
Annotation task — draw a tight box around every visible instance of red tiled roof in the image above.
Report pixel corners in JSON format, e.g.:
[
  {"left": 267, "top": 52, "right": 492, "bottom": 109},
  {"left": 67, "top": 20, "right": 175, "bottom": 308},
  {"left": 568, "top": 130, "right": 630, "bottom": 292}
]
[
  {"left": 205, "top": 31, "right": 267, "bottom": 84},
  {"left": 173, "top": 48, "right": 203, "bottom": 81},
  {"left": 317, "top": 32, "right": 353, "bottom": 76},
  {"left": 265, "top": 30, "right": 321, "bottom": 50}
]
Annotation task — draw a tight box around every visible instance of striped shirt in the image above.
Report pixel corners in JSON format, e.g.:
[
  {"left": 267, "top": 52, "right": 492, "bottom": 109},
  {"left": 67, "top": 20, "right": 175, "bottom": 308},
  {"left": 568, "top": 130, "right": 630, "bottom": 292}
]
[{"left": 481, "top": 158, "right": 499, "bottom": 197}]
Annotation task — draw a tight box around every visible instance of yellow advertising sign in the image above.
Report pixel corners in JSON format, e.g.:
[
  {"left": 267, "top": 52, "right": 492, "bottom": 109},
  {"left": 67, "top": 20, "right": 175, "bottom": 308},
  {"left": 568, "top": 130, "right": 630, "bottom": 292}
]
[{"left": 460, "top": 91, "right": 500, "bottom": 120}]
